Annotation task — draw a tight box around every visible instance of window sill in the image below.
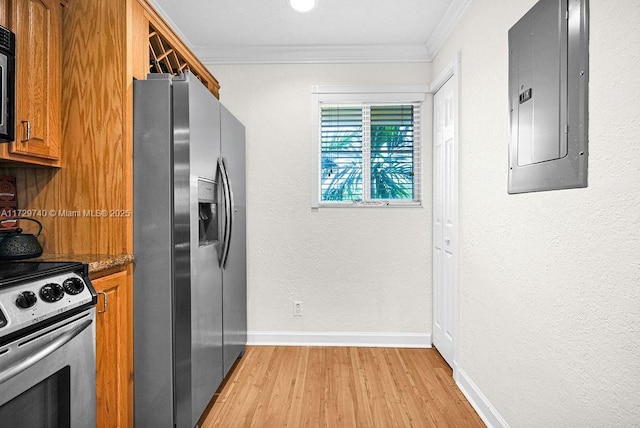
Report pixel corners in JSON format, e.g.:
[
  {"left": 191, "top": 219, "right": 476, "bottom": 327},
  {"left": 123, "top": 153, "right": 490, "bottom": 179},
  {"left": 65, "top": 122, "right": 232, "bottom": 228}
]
[{"left": 313, "top": 201, "right": 423, "bottom": 209}]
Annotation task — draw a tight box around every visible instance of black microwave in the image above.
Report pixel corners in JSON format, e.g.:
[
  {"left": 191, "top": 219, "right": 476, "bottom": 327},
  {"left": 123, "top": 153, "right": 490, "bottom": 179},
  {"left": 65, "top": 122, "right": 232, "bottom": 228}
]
[{"left": 0, "top": 24, "right": 15, "bottom": 143}]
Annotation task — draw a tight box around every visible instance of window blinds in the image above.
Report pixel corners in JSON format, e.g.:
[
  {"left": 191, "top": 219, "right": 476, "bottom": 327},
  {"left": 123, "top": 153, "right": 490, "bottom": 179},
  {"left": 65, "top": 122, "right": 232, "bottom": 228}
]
[
  {"left": 370, "top": 105, "right": 418, "bottom": 200},
  {"left": 319, "top": 103, "right": 421, "bottom": 204},
  {"left": 320, "top": 106, "right": 363, "bottom": 201}
]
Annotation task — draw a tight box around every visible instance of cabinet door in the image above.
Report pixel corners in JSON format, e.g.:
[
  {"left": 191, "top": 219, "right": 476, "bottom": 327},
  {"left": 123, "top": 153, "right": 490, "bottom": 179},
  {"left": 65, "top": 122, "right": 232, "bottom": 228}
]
[
  {"left": 5, "top": 0, "right": 61, "bottom": 163},
  {"left": 92, "top": 270, "right": 132, "bottom": 428}
]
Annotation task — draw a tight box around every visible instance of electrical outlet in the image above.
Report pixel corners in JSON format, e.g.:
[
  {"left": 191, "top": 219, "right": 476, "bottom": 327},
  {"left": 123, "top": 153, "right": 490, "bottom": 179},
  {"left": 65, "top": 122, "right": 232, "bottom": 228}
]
[{"left": 293, "top": 301, "right": 302, "bottom": 317}]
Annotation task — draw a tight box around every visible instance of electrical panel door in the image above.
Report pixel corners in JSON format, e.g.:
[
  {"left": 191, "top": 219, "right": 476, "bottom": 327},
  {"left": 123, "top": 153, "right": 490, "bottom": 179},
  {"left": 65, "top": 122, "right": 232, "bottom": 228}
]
[{"left": 508, "top": 0, "right": 589, "bottom": 193}]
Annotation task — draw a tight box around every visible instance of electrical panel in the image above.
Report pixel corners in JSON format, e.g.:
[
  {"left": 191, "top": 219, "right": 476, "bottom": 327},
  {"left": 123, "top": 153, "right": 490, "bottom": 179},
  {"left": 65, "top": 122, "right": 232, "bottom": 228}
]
[{"left": 508, "top": 0, "right": 589, "bottom": 193}]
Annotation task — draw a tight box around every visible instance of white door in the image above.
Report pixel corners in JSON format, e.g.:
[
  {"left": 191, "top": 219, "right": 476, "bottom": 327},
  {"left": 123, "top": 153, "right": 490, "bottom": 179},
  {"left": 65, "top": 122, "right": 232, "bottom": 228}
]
[{"left": 432, "top": 75, "right": 458, "bottom": 368}]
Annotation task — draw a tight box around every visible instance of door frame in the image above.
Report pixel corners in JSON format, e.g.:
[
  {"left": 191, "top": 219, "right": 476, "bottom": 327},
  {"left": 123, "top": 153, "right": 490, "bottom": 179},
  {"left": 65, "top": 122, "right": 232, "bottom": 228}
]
[{"left": 429, "top": 52, "right": 461, "bottom": 375}]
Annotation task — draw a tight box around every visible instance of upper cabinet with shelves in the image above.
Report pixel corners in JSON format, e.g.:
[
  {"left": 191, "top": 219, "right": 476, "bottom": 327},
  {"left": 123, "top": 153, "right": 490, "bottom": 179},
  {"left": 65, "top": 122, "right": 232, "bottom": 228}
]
[
  {"left": 1, "top": 0, "right": 65, "bottom": 166},
  {"left": 148, "top": 24, "right": 218, "bottom": 98},
  {"left": 141, "top": 3, "right": 220, "bottom": 98}
]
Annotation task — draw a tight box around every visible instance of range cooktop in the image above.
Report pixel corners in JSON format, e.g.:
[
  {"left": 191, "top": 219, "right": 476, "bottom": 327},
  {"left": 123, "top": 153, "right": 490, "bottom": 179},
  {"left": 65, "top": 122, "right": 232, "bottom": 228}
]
[{"left": 0, "top": 261, "right": 85, "bottom": 287}]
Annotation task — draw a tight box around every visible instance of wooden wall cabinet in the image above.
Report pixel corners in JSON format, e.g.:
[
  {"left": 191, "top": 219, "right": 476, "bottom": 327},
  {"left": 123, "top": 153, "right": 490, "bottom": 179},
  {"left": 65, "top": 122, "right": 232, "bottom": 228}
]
[
  {"left": 91, "top": 268, "right": 133, "bottom": 428},
  {"left": 0, "top": 0, "right": 64, "bottom": 166}
]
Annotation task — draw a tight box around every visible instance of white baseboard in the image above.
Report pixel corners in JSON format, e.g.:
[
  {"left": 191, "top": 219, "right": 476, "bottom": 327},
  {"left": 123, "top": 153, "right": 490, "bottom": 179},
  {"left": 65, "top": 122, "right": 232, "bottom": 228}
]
[
  {"left": 455, "top": 368, "right": 509, "bottom": 428},
  {"left": 247, "top": 331, "right": 432, "bottom": 348}
]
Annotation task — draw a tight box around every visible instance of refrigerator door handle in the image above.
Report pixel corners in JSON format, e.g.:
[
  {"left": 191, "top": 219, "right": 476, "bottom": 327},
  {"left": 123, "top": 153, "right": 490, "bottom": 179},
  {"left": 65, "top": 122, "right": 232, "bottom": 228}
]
[
  {"left": 217, "top": 157, "right": 232, "bottom": 268},
  {"left": 221, "top": 157, "right": 234, "bottom": 269}
]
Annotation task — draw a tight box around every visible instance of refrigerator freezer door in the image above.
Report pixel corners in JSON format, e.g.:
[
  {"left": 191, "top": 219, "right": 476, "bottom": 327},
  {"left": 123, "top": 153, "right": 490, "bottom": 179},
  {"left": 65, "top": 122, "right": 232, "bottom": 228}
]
[
  {"left": 133, "top": 77, "right": 176, "bottom": 427},
  {"left": 221, "top": 106, "right": 247, "bottom": 376}
]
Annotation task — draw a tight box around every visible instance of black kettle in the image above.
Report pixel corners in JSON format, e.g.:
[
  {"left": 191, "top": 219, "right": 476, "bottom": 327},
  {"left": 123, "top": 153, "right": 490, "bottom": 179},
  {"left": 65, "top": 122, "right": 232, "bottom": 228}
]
[{"left": 0, "top": 217, "right": 44, "bottom": 260}]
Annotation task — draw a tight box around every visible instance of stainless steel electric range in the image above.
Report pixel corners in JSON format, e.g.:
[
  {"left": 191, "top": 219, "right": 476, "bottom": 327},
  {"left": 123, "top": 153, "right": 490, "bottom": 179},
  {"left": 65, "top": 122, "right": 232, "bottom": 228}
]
[{"left": 0, "top": 261, "right": 97, "bottom": 427}]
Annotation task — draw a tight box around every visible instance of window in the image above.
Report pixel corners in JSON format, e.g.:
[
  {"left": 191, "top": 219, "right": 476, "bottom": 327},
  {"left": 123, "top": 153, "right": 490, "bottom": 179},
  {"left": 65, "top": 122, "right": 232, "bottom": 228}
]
[{"left": 312, "top": 86, "right": 425, "bottom": 207}]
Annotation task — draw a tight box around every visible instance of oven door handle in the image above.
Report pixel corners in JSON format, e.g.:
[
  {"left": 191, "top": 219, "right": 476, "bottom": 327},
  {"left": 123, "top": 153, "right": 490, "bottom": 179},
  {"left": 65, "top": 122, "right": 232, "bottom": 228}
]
[{"left": 0, "top": 318, "right": 93, "bottom": 385}]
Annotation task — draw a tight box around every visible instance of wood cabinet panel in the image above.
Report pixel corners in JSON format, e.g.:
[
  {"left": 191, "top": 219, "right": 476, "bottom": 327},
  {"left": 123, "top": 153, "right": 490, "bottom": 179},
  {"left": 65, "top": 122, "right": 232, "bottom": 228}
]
[
  {"left": 57, "top": 0, "right": 128, "bottom": 254},
  {"left": 0, "top": 0, "right": 8, "bottom": 26},
  {"left": 92, "top": 268, "right": 133, "bottom": 428},
  {"left": 1, "top": 0, "right": 62, "bottom": 165}
]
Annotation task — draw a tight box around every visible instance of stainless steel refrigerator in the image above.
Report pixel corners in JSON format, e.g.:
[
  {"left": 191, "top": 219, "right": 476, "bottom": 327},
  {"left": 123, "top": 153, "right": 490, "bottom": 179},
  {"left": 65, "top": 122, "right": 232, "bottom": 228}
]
[{"left": 133, "top": 72, "right": 246, "bottom": 428}]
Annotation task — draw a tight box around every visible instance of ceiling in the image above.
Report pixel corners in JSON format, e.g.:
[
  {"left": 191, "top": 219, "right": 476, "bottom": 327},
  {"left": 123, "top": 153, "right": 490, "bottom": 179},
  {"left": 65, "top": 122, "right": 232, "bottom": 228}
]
[{"left": 147, "top": 0, "right": 470, "bottom": 64}]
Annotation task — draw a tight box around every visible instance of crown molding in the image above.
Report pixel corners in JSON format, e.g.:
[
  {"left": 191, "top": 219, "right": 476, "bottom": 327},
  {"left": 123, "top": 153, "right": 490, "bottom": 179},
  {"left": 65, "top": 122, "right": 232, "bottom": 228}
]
[
  {"left": 196, "top": 44, "right": 431, "bottom": 65},
  {"left": 145, "top": 0, "right": 471, "bottom": 65},
  {"left": 426, "top": 0, "right": 472, "bottom": 59}
]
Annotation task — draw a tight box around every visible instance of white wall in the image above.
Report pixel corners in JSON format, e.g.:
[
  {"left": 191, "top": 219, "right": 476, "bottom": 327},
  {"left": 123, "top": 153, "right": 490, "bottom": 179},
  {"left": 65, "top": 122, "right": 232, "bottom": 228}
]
[
  {"left": 432, "top": 0, "right": 640, "bottom": 426},
  {"left": 208, "top": 63, "right": 433, "bottom": 343}
]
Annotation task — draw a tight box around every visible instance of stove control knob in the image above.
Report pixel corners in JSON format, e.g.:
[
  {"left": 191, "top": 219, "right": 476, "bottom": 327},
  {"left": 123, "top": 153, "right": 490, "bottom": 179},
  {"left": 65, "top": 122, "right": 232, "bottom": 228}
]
[
  {"left": 16, "top": 291, "right": 37, "bottom": 309},
  {"left": 63, "top": 277, "right": 85, "bottom": 295},
  {"left": 40, "top": 283, "right": 65, "bottom": 303}
]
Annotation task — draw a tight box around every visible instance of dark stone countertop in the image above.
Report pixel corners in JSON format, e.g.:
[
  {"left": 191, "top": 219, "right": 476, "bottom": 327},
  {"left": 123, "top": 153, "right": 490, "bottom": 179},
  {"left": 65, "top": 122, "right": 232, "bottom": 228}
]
[{"left": 34, "top": 253, "right": 134, "bottom": 276}]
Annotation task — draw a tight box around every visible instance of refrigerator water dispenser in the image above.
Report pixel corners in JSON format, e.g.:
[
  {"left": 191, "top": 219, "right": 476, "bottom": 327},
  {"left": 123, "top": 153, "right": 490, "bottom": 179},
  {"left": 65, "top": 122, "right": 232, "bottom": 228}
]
[{"left": 198, "top": 178, "right": 217, "bottom": 246}]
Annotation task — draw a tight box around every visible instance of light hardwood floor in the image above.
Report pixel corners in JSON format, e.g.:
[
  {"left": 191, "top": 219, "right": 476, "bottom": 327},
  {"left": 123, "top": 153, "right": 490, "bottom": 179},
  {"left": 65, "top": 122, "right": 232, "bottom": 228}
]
[{"left": 200, "top": 346, "right": 484, "bottom": 427}]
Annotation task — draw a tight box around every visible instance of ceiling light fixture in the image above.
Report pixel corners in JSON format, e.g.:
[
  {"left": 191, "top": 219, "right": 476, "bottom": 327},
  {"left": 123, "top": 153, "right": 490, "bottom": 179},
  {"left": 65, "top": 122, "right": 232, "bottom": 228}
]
[{"left": 289, "top": 0, "right": 317, "bottom": 13}]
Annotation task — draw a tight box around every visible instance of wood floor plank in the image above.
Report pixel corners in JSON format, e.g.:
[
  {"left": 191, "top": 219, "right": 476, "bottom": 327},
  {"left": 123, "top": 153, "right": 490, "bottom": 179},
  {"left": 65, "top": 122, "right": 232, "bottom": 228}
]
[
  {"left": 282, "top": 346, "right": 310, "bottom": 427},
  {"left": 300, "top": 347, "right": 326, "bottom": 427},
  {"left": 347, "top": 348, "right": 376, "bottom": 427},
  {"left": 201, "top": 346, "right": 484, "bottom": 428}
]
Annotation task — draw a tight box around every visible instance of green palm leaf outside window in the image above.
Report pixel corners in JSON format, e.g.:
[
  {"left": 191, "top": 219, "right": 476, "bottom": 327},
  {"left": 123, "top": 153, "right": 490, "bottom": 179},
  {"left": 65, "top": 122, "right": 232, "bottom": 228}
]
[{"left": 320, "top": 105, "right": 415, "bottom": 202}]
